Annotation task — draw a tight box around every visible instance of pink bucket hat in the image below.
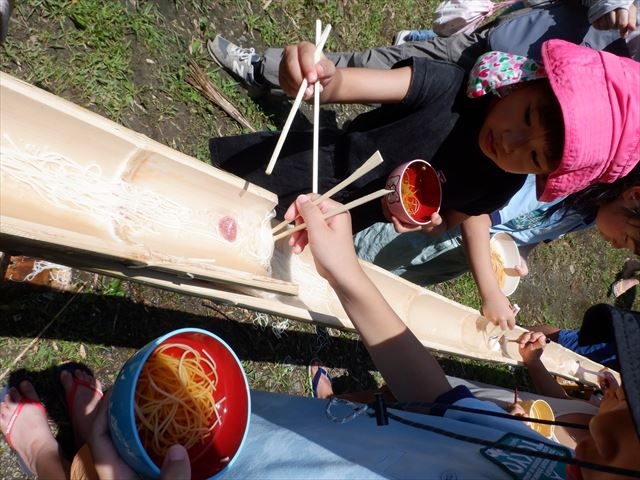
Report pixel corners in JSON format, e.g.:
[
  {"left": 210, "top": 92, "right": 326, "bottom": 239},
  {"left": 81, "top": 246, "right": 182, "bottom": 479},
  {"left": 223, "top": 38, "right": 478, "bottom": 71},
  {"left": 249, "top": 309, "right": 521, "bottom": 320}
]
[{"left": 537, "top": 39, "right": 640, "bottom": 202}]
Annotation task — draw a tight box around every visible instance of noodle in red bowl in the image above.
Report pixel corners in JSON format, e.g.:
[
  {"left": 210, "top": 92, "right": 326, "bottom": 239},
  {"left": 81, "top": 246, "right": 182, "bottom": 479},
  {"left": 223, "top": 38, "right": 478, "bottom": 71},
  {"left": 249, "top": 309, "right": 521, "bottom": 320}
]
[
  {"left": 384, "top": 159, "right": 441, "bottom": 225},
  {"left": 108, "top": 328, "right": 250, "bottom": 480}
]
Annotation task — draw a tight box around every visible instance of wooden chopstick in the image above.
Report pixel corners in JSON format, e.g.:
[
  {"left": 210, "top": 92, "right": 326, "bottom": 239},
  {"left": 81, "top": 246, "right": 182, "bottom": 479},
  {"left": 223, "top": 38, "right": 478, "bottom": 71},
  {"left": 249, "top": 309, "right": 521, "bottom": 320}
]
[
  {"left": 312, "top": 19, "right": 322, "bottom": 193},
  {"left": 265, "top": 24, "right": 332, "bottom": 175},
  {"left": 272, "top": 188, "right": 393, "bottom": 242},
  {"left": 271, "top": 150, "right": 384, "bottom": 234}
]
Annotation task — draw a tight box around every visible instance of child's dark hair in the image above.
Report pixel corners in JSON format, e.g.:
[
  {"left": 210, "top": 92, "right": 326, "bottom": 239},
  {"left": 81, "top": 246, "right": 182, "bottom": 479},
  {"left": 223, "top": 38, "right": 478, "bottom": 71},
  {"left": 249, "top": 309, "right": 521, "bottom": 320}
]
[
  {"left": 535, "top": 80, "right": 564, "bottom": 172},
  {"left": 562, "top": 162, "right": 640, "bottom": 221}
]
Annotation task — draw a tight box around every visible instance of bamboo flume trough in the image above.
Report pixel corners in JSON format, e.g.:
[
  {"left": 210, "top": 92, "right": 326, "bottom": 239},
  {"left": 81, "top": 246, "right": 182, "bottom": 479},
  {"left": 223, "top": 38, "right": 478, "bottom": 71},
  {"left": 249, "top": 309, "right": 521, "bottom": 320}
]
[{"left": 0, "top": 72, "right": 617, "bottom": 387}]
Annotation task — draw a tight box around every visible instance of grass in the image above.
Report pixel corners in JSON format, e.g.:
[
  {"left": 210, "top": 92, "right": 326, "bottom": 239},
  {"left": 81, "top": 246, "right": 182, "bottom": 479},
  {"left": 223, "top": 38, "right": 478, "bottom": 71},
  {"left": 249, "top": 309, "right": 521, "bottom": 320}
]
[
  {"left": 0, "top": 0, "right": 637, "bottom": 477},
  {"left": 4, "top": 1, "right": 162, "bottom": 119}
]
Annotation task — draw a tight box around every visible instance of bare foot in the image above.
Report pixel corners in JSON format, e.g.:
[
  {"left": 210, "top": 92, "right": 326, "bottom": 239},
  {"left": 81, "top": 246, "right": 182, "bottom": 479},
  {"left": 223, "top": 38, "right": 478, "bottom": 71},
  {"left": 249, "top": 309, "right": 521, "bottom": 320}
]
[
  {"left": 310, "top": 363, "right": 334, "bottom": 399},
  {"left": 0, "top": 380, "right": 64, "bottom": 476},
  {"left": 60, "top": 369, "right": 103, "bottom": 448}
]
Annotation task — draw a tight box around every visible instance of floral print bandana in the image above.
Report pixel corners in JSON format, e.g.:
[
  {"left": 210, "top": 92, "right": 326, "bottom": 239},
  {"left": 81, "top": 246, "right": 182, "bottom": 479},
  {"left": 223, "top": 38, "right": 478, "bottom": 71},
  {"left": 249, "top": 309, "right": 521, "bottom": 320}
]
[{"left": 467, "top": 50, "right": 547, "bottom": 98}]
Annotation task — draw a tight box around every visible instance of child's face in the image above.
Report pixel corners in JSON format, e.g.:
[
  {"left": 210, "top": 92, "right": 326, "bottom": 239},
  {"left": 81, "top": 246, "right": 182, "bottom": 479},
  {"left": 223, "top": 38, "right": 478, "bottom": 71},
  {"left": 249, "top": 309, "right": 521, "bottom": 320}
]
[
  {"left": 573, "top": 387, "right": 640, "bottom": 480},
  {"left": 596, "top": 186, "right": 640, "bottom": 255},
  {"left": 478, "top": 82, "right": 555, "bottom": 175}
]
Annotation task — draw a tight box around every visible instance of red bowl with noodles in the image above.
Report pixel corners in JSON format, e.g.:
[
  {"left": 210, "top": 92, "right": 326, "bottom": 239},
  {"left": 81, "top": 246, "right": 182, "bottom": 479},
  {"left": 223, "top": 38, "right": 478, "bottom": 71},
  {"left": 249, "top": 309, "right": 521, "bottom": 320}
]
[
  {"left": 108, "top": 328, "right": 250, "bottom": 480},
  {"left": 384, "top": 159, "right": 441, "bottom": 225}
]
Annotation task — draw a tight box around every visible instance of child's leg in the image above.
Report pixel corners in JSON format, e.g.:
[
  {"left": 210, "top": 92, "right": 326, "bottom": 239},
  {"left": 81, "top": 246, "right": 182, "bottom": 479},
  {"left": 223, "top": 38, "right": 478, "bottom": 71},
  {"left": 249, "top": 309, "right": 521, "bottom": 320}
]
[
  {"left": 210, "top": 129, "right": 341, "bottom": 219},
  {"left": 261, "top": 32, "right": 488, "bottom": 89}
]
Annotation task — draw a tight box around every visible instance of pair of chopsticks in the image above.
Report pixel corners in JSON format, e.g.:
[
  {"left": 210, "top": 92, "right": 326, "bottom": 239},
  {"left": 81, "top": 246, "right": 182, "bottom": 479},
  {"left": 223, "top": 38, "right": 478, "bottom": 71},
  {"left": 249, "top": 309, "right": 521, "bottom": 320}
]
[
  {"left": 271, "top": 151, "right": 386, "bottom": 241},
  {"left": 272, "top": 187, "right": 393, "bottom": 242},
  {"left": 265, "top": 20, "right": 332, "bottom": 180},
  {"left": 505, "top": 337, "right": 551, "bottom": 344}
]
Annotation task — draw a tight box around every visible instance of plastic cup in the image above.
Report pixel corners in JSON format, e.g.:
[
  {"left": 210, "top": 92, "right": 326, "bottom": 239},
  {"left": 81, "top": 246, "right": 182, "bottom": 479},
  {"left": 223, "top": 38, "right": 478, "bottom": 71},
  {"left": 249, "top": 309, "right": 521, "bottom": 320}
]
[
  {"left": 384, "top": 159, "right": 441, "bottom": 225},
  {"left": 108, "top": 328, "right": 251, "bottom": 480},
  {"left": 519, "top": 399, "right": 555, "bottom": 438}
]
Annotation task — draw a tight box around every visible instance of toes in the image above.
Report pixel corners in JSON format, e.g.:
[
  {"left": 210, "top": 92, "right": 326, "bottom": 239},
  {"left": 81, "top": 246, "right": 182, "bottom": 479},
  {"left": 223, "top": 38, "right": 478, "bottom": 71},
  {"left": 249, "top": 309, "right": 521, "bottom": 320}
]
[
  {"left": 60, "top": 369, "right": 73, "bottom": 394},
  {"left": 75, "top": 370, "right": 101, "bottom": 393},
  {"left": 0, "top": 382, "right": 42, "bottom": 434},
  {"left": 7, "top": 386, "right": 21, "bottom": 403},
  {"left": 0, "top": 387, "right": 21, "bottom": 418},
  {"left": 18, "top": 381, "right": 40, "bottom": 403},
  {"left": 75, "top": 370, "right": 89, "bottom": 383},
  {"left": 60, "top": 368, "right": 101, "bottom": 396}
]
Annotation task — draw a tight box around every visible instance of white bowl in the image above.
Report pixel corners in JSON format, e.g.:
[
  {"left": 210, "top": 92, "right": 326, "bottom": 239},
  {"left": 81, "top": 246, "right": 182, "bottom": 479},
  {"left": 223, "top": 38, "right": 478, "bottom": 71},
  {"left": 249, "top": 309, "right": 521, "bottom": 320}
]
[{"left": 489, "top": 232, "right": 520, "bottom": 296}]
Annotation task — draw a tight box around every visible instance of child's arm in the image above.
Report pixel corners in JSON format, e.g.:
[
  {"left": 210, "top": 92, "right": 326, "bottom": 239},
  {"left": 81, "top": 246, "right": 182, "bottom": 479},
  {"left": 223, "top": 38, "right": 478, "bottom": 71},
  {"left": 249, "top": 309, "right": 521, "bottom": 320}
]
[
  {"left": 460, "top": 214, "right": 517, "bottom": 330},
  {"left": 279, "top": 41, "right": 412, "bottom": 105},
  {"left": 580, "top": 0, "right": 636, "bottom": 35},
  {"left": 285, "top": 195, "right": 452, "bottom": 403},
  {"left": 517, "top": 331, "right": 570, "bottom": 399}
]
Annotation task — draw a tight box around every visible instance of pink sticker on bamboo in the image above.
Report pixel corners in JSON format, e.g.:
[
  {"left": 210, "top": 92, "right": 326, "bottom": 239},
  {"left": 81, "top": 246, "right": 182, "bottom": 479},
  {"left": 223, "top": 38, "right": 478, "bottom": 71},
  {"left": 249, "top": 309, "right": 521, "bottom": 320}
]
[{"left": 218, "top": 216, "right": 237, "bottom": 242}]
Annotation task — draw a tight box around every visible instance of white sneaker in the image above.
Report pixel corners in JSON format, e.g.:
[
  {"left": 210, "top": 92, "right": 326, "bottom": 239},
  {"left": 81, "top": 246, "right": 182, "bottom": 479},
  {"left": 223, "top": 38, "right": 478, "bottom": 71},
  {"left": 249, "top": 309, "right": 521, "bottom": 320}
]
[
  {"left": 393, "top": 30, "right": 412, "bottom": 46},
  {"left": 207, "top": 35, "right": 262, "bottom": 87}
]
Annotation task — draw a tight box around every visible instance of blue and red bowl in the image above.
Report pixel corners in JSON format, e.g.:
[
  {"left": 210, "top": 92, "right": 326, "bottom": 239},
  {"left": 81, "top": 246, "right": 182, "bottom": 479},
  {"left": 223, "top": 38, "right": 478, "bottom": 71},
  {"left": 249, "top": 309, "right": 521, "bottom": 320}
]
[{"left": 108, "top": 328, "right": 250, "bottom": 480}]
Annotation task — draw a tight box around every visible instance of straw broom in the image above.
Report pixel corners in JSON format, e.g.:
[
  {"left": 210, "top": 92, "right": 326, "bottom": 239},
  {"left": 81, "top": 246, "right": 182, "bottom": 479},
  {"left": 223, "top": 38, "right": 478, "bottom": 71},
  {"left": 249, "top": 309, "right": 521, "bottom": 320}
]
[{"left": 185, "top": 60, "right": 256, "bottom": 132}]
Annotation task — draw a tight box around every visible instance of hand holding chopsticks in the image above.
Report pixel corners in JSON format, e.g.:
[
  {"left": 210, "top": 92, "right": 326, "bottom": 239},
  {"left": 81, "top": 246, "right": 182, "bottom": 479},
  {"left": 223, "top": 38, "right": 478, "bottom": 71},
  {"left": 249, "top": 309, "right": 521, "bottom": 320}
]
[
  {"left": 272, "top": 188, "right": 393, "bottom": 242},
  {"left": 271, "top": 150, "right": 384, "bottom": 234},
  {"left": 265, "top": 23, "right": 332, "bottom": 175}
]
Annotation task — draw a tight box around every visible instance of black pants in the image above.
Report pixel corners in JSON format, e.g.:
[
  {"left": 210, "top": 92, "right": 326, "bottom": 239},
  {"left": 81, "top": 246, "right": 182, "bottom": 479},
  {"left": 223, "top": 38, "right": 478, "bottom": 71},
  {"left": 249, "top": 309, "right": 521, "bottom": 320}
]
[{"left": 209, "top": 130, "right": 388, "bottom": 232}]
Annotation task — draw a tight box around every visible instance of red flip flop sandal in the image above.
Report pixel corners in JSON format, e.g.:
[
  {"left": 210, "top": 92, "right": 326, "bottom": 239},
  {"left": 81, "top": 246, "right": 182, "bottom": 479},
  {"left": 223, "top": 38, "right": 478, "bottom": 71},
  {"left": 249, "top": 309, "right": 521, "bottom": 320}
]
[
  {"left": 62, "top": 371, "right": 103, "bottom": 418},
  {"left": 1, "top": 385, "right": 47, "bottom": 477},
  {"left": 3, "top": 395, "right": 47, "bottom": 448}
]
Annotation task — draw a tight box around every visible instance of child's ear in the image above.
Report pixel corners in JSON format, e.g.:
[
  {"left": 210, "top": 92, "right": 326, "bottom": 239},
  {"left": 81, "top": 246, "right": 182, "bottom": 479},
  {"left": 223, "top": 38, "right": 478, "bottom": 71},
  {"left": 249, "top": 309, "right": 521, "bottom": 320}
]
[{"left": 623, "top": 186, "right": 640, "bottom": 207}]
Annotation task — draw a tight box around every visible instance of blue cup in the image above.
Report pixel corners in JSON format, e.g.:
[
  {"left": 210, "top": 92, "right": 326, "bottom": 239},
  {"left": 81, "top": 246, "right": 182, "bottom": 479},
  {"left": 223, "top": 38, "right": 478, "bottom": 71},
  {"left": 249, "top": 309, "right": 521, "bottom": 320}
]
[{"left": 108, "top": 328, "right": 251, "bottom": 480}]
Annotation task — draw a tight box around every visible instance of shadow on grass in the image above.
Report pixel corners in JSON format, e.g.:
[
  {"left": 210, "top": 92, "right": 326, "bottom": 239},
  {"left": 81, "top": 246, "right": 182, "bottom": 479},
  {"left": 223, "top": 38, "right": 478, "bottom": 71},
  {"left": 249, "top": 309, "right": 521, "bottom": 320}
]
[
  {"left": 1, "top": 281, "right": 532, "bottom": 400},
  {"left": 1, "top": 282, "right": 360, "bottom": 363}
]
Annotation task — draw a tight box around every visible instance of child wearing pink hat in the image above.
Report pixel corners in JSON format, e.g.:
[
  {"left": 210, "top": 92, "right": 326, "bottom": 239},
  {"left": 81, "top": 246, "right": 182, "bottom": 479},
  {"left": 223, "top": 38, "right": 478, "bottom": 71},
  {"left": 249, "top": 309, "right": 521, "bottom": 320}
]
[
  {"left": 536, "top": 40, "right": 639, "bottom": 201},
  {"left": 211, "top": 39, "right": 639, "bottom": 238},
  {"left": 466, "top": 40, "right": 640, "bottom": 202}
]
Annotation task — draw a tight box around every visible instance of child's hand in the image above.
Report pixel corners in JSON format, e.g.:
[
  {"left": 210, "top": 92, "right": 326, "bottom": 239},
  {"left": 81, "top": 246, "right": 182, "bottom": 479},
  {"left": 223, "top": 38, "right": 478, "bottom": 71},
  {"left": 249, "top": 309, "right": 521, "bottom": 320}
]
[
  {"left": 598, "top": 370, "right": 620, "bottom": 393},
  {"left": 284, "top": 195, "right": 360, "bottom": 284},
  {"left": 390, "top": 215, "right": 422, "bottom": 233},
  {"left": 418, "top": 212, "right": 446, "bottom": 236},
  {"left": 592, "top": 4, "right": 637, "bottom": 37},
  {"left": 380, "top": 199, "right": 418, "bottom": 232},
  {"left": 516, "top": 331, "right": 547, "bottom": 364},
  {"left": 514, "top": 256, "right": 529, "bottom": 277},
  {"left": 507, "top": 402, "right": 527, "bottom": 417},
  {"left": 279, "top": 41, "right": 336, "bottom": 100},
  {"left": 481, "top": 292, "right": 517, "bottom": 330},
  {"left": 387, "top": 212, "right": 445, "bottom": 235}
]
